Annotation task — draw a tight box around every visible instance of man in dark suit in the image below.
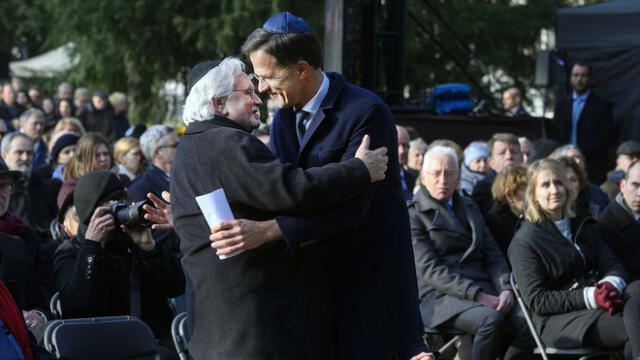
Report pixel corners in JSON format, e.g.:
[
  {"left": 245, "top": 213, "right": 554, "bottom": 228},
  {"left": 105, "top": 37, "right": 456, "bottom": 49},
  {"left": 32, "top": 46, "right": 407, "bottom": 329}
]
[
  {"left": 398, "top": 125, "right": 418, "bottom": 201},
  {"left": 171, "top": 57, "right": 390, "bottom": 359},
  {"left": 553, "top": 61, "right": 614, "bottom": 184},
  {"left": 597, "top": 160, "right": 640, "bottom": 281},
  {"left": 129, "top": 125, "right": 181, "bottom": 257},
  {"left": 410, "top": 145, "right": 532, "bottom": 360},
  {"left": 212, "top": 12, "right": 432, "bottom": 359}
]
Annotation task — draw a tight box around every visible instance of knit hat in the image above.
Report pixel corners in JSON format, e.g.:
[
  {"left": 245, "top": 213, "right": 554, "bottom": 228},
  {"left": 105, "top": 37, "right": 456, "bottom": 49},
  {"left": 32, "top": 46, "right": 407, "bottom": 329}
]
[
  {"left": 74, "top": 170, "right": 125, "bottom": 225},
  {"left": 463, "top": 141, "right": 489, "bottom": 167},
  {"left": 50, "top": 133, "right": 79, "bottom": 164}
]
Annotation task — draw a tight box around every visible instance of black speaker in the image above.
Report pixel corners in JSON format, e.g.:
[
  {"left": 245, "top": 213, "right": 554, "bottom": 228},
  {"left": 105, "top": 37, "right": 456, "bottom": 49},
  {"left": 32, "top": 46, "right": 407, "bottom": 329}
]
[
  {"left": 0, "top": 52, "right": 10, "bottom": 80},
  {"left": 534, "top": 51, "right": 552, "bottom": 87}
]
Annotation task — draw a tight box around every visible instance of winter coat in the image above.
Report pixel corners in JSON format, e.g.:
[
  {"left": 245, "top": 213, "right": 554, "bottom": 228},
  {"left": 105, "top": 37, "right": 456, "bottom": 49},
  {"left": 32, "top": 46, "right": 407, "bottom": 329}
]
[{"left": 508, "top": 215, "right": 627, "bottom": 348}]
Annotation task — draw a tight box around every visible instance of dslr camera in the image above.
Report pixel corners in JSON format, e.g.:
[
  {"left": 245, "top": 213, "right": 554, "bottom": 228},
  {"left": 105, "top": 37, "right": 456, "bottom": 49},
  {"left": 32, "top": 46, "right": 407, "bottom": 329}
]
[{"left": 106, "top": 200, "right": 153, "bottom": 229}]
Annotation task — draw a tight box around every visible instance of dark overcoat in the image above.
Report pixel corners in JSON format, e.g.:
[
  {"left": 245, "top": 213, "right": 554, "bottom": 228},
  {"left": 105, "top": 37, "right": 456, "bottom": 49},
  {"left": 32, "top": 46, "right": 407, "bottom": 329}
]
[
  {"left": 129, "top": 165, "right": 181, "bottom": 257},
  {"left": 170, "top": 115, "right": 371, "bottom": 359},
  {"left": 553, "top": 92, "right": 614, "bottom": 184},
  {"left": 597, "top": 197, "right": 640, "bottom": 281},
  {"left": 508, "top": 216, "right": 627, "bottom": 348},
  {"left": 269, "top": 73, "right": 426, "bottom": 358},
  {"left": 409, "top": 188, "right": 511, "bottom": 328}
]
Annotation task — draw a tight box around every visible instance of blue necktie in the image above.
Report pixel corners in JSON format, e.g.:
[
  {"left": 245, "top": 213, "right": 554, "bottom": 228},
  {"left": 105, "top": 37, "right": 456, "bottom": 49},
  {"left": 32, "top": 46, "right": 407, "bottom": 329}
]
[
  {"left": 570, "top": 97, "right": 584, "bottom": 145},
  {"left": 295, "top": 109, "right": 309, "bottom": 143}
]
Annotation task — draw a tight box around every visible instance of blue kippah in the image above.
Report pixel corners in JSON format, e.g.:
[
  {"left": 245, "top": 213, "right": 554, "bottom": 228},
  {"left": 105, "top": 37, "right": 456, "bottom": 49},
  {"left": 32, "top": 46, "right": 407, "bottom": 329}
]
[{"left": 262, "top": 12, "right": 311, "bottom": 34}]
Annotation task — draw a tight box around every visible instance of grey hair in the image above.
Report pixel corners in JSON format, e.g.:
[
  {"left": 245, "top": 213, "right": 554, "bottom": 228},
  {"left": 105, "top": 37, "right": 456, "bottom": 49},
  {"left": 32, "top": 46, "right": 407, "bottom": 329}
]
[
  {"left": 550, "top": 144, "right": 580, "bottom": 159},
  {"left": 422, "top": 145, "right": 459, "bottom": 173},
  {"left": 139, "top": 124, "right": 175, "bottom": 160},
  {"left": 1, "top": 132, "right": 32, "bottom": 155},
  {"left": 409, "top": 138, "right": 428, "bottom": 153},
  {"left": 19, "top": 108, "right": 44, "bottom": 126},
  {"left": 182, "top": 57, "right": 246, "bottom": 126},
  {"left": 58, "top": 82, "right": 72, "bottom": 91},
  {"left": 74, "top": 87, "right": 88, "bottom": 99}
]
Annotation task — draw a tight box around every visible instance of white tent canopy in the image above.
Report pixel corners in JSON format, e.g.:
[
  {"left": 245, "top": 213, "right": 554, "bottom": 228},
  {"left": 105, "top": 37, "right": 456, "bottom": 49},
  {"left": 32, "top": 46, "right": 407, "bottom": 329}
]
[{"left": 9, "top": 43, "right": 78, "bottom": 78}]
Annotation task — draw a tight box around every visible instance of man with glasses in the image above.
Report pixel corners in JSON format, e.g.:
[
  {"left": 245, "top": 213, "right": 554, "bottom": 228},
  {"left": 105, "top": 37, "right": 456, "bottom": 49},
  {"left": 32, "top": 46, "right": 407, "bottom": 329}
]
[
  {"left": 129, "top": 125, "right": 181, "bottom": 256},
  {"left": 171, "top": 56, "right": 391, "bottom": 359},
  {"left": 211, "top": 12, "right": 433, "bottom": 359},
  {"left": 410, "top": 146, "right": 532, "bottom": 360}
]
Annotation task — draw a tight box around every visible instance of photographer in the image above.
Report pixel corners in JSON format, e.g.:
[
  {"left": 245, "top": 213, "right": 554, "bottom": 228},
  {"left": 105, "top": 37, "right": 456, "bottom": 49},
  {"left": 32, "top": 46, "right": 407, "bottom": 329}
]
[{"left": 54, "top": 170, "right": 185, "bottom": 359}]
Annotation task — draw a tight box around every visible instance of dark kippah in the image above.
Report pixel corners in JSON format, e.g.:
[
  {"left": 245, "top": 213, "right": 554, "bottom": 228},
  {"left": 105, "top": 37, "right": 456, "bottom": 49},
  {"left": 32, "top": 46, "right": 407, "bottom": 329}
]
[
  {"left": 262, "top": 12, "right": 311, "bottom": 34},
  {"left": 186, "top": 60, "right": 221, "bottom": 96}
]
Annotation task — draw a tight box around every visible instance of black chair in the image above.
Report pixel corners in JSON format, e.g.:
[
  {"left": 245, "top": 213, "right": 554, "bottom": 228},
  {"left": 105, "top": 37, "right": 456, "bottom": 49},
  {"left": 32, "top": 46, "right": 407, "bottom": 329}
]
[
  {"left": 423, "top": 326, "right": 464, "bottom": 357},
  {"left": 44, "top": 316, "right": 160, "bottom": 360},
  {"left": 510, "top": 273, "right": 619, "bottom": 360},
  {"left": 171, "top": 312, "right": 190, "bottom": 360},
  {"left": 49, "top": 291, "right": 61, "bottom": 319}
]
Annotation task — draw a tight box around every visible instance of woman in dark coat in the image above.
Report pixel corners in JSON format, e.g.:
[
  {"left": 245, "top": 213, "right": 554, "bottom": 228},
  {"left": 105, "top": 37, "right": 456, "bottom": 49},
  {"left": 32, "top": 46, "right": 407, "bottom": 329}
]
[
  {"left": 509, "top": 158, "right": 640, "bottom": 360},
  {"left": 485, "top": 164, "right": 527, "bottom": 257}
]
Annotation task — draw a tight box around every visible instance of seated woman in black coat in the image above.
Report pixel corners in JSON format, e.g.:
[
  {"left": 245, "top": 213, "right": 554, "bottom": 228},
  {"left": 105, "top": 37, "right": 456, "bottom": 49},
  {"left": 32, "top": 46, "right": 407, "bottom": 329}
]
[
  {"left": 486, "top": 164, "right": 527, "bottom": 257},
  {"left": 509, "top": 158, "right": 640, "bottom": 360}
]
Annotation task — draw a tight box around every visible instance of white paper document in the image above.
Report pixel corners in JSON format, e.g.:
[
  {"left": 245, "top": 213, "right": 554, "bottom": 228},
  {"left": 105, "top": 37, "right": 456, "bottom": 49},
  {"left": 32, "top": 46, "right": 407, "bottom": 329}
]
[{"left": 195, "top": 188, "right": 243, "bottom": 259}]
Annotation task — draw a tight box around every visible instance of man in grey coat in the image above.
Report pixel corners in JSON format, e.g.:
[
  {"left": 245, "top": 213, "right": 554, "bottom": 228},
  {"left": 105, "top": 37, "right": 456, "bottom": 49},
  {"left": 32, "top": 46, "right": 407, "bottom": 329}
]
[{"left": 409, "top": 145, "right": 533, "bottom": 360}]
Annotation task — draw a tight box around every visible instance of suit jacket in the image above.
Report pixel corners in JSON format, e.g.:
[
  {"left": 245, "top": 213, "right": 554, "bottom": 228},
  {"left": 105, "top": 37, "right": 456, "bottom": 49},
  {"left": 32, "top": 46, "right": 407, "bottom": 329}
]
[
  {"left": 597, "top": 196, "right": 640, "bottom": 281},
  {"left": 128, "top": 165, "right": 181, "bottom": 257},
  {"left": 270, "top": 72, "right": 425, "bottom": 358},
  {"left": 553, "top": 91, "right": 614, "bottom": 184},
  {"left": 409, "top": 188, "right": 511, "bottom": 328},
  {"left": 171, "top": 116, "right": 371, "bottom": 359}
]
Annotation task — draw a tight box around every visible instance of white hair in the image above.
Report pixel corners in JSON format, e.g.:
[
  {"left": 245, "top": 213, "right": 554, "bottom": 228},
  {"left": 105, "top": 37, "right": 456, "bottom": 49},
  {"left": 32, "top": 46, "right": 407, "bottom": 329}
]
[
  {"left": 409, "top": 138, "right": 428, "bottom": 153},
  {"left": 422, "top": 145, "right": 459, "bottom": 173},
  {"left": 140, "top": 124, "right": 174, "bottom": 160},
  {"left": 182, "top": 57, "right": 245, "bottom": 126}
]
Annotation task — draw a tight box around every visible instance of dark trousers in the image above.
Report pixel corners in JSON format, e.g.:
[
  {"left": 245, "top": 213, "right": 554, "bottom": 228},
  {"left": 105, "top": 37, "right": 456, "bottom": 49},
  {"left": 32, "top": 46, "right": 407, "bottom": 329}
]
[
  {"left": 442, "top": 304, "right": 534, "bottom": 360},
  {"left": 584, "top": 280, "right": 640, "bottom": 360}
]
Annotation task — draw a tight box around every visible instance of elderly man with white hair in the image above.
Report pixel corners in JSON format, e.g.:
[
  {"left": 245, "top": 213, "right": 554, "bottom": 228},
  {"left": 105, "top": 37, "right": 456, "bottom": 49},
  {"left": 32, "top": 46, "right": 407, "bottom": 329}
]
[
  {"left": 170, "top": 57, "right": 390, "bottom": 359},
  {"left": 409, "top": 145, "right": 533, "bottom": 360}
]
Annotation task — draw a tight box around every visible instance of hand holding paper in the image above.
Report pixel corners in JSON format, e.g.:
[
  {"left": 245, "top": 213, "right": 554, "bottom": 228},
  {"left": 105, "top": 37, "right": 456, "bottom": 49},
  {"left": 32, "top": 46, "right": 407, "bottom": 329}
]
[{"left": 195, "top": 189, "right": 243, "bottom": 259}]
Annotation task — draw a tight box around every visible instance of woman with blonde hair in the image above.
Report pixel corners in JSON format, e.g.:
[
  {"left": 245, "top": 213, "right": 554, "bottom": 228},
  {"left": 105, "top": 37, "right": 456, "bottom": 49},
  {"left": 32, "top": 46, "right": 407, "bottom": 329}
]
[
  {"left": 113, "top": 136, "right": 145, "bottom": 183},
  {"left": 509, "top": 158, "right": 640, "bottom": 360},
  {"left": 57, "top": 133, "right": 113, "bottom": 205}
]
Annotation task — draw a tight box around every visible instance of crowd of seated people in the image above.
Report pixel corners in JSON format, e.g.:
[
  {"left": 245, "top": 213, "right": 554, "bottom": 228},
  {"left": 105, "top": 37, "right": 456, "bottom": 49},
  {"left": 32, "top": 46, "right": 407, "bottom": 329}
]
[{"left": 0, "top": 69, "right": 638, "bottom": 360}]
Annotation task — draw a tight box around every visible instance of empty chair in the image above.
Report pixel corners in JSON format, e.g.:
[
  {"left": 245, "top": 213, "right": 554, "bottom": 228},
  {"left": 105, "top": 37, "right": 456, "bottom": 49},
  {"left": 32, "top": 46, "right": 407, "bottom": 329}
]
[{"left": 44, "top": 316, "right": 159, "bottom": 360}]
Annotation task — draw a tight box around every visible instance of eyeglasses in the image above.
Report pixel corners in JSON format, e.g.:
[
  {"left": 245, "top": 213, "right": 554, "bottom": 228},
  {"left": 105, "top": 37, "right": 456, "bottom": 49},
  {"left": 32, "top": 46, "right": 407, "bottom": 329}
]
[
  {"left": 425, "top": 170, "right": 458, "bottom": 180},
  {"left": 250, "top": 67, "right": 291, "bottom": 86},
  {"left": 231, "top": 86, "right": 259, "bottom": 99},
  {"left": 157, "top": 142, "right": 179, "bottom": 150}
]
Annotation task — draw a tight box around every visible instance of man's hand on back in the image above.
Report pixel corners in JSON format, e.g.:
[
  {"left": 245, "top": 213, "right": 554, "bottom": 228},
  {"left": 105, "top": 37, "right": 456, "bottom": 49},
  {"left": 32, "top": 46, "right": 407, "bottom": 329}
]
[
  {"left": 210, "top": 219, "right": 282, "bottom": 255},
  {"left": 355, "top": 134, "right": 388, "bottom": 182}
]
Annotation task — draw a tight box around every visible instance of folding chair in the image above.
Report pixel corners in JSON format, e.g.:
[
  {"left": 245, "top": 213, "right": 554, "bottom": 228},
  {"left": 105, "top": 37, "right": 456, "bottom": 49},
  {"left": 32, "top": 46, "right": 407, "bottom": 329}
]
[
  {"left": 171, "top": 312, "right": 190, "bottom": 360},
  {"left": 49, "top": 292, "right": 61, "bottom": 319},
  {"left": 43, "top": 316, "right": 160, "bottom": 360},
  {"left": 510, "top": 273, "right": 618, "bottom": 360},
  {"left": 423, "top": 326, "right": 464, "bottom": 356}
]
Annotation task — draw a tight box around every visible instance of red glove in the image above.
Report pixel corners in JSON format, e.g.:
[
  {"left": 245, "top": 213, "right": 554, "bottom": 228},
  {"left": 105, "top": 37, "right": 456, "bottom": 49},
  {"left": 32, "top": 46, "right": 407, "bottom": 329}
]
[{"left": 595, "top": 282, "right": 624, "bottom": 315}]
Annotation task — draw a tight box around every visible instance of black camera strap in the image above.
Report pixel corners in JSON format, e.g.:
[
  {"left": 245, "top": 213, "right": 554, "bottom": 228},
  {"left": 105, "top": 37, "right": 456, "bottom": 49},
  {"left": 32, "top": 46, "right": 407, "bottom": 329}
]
[{"left": 129, "top": 261, "right": 142, "bottom": 318}]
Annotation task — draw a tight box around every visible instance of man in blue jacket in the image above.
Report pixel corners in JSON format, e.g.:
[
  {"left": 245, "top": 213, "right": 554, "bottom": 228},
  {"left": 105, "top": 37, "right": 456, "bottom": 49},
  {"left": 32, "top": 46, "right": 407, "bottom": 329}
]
[{"left": 211, "top": 12, "right": 432, "bottom": 359}]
